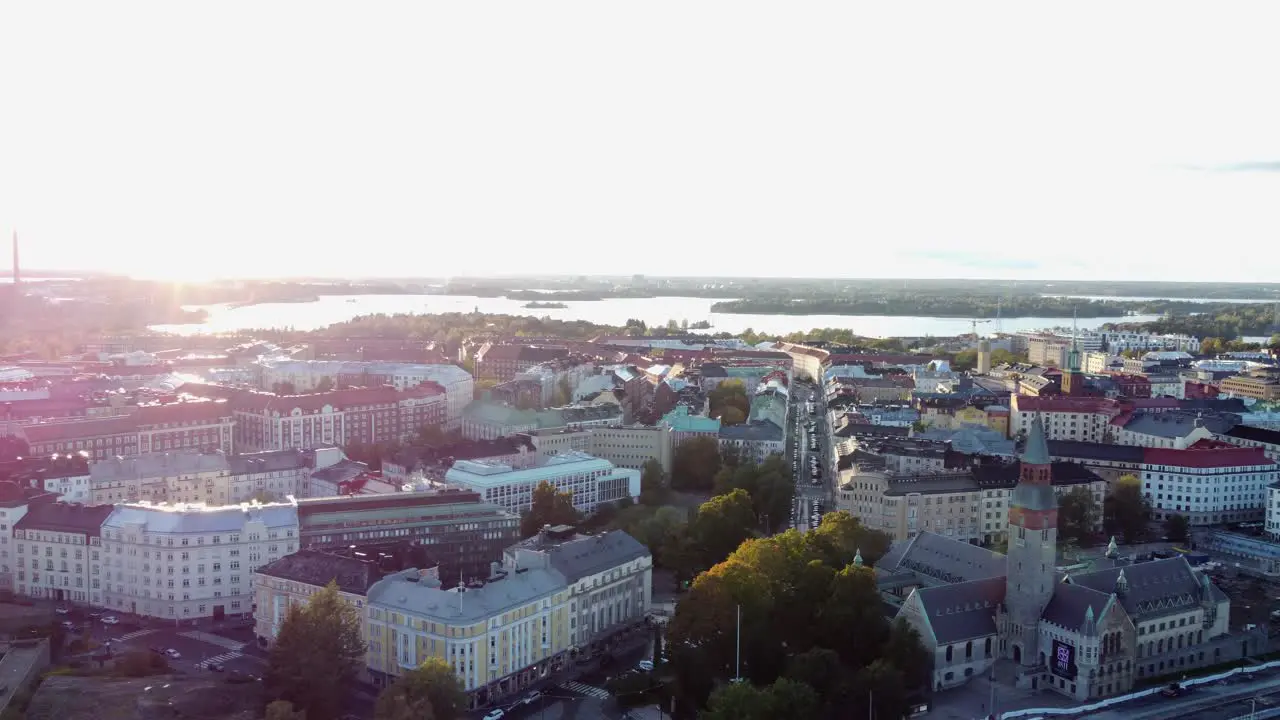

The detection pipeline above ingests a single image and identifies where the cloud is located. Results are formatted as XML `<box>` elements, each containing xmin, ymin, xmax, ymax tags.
<box><xmin>1184</xmin><ymin>161</ymin><xmax>1280</xmax><ymax>173</ymax></box>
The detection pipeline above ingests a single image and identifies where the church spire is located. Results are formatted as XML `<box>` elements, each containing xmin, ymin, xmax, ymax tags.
<box><xmin>854</xmin><ymin>548</ymin><xmax>864</xmax><ymax>567</ymax></box>
<box><xmin>1022</xmin><ymin>414</ymin><xmax>1050</xmax><ymax>466</ymax></box>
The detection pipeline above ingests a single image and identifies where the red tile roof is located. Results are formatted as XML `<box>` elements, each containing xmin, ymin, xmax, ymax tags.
<box><xmin>134</xmin><ymin>399</ymin><xmax>233</xmax><ymax>425</ymax></box>
<box><xmin>1144</xmin><ymin>442</ymin><xmax>1276</xmax><ymax>469</ymax></box>
<box><xmin>1012</xmin><ymin>395</ymin><xmax>1120</xmax><ymax>414</ymax></box>
<box><xmin>21</xmin><ymin>416</ymin><xmax>138</xmax><ymax>443</ymax></box>
<box><xmin>233</xmin><ymin>384</ymin><xmax>443</xmax><ymax>415</ymax></box>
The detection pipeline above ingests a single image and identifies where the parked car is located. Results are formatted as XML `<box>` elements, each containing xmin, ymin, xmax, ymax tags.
<box><xmin>637</xmin><ymin>660</ymin><xmax>655</xmax><ymax>671</ymax></box>
<box><xmin>55</xmin><ymin>606</ymin><xmax>70</xmax><ymax>615</ymax></box>
<box><xmin>483</xmin><ymin>710</ymin><xmax>505</xmax><ymax>720</ymax></box>
<box><xmin>101</xmin><ymin>616</ymin><xmax>119</xmax><ymax>625</ymax></box>
<box><xmin>60</xmin><ymin>621</ymin><xmax>75</xmax><ymax>630</ymax></box>
<box><xmin>166</xmin><ymin>648</ymin><xmax>182</xmax><ymax>659</ymax></box>
<box><xmin>522</xmin><ymin>691</ymin><xmax>542</xmax><ymax>705</ymax></box>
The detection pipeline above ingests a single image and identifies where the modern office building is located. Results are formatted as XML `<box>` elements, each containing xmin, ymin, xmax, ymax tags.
<box><xmin>444</xmin><ymin>451</ymin><xmax>639</xmax><ymax>515</ymax></box>
<box><xmin>294</xmin><ymin>490</ymin><xmax>519</xmax><ymax>582</ymax></box>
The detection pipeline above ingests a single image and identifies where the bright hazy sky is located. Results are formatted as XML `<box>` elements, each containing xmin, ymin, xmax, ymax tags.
<box><xmin>3</xmin><ymin>2</ymin><xmax>1280</xmax><ymax>282</ymax></box>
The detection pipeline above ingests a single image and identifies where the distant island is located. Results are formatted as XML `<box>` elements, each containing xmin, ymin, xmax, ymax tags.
<box><xmin>523</xmin><ymin>301</ymin><xmax>569</xmax><ymax>309</ymax></box>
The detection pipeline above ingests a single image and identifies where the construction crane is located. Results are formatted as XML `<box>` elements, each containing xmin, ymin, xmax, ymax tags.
<box><xmin>969</xmin><ymin>319</ymin><xmax>992</xmax><ymax>339</ymax></box>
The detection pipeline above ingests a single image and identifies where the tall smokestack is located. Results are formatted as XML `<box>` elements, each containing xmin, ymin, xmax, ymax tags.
<box><xmin>10</xmin><ymin>232</ymin><xmax>17</xmax><ymax>286</ymax></box>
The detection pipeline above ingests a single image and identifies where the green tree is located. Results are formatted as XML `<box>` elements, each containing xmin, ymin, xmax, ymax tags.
<box><xmin>1164</xmin><ymin>513</ymin><xmax>1190</xmax><ymax>543</ymax></box>
<box><xmin>374</xmin><ymin>658</ymin><xmax>466</xmax><ymax>720</ymax></box>
<box><xmin>1200</xmin><ymin>337</ymin><xmax>1223</xmax><ymax>355</ymax></box>
<box><xmin>265</xmin><ymin>582</ymin><xmax>367</xmax><ymax>720</ymax></box>
<box><xmin>1104</xmin><ymin>474</ymin><xmax>1149</xmax><ymax>544</ymax></box>
<box><xmin>672</xmin><ymin>436</ymin><xmax>723</xmax><ymax>492</ymax></box>
<box><xmin>701</xmin><ymin>680</ymin><xmax>768</xmax><ymax>720</ymax></box>
<box><xmin>639</xmin><ymin>458</ymin><xmax>668</xmax><ymax>506</ymax></box>
<box><xmin>687</xmin><ymin>489</ymin><xmax>758</xmax><ymax>570</ymax></box>
<box><xmin>265</xmin><ymin>700</ymin><xmax>308</xmax><ymax>720</ymax></box>
<box><xmin>519</xmin><ymin>480</ymin><xmax>581</xmax><ymax>537</ymax></box>
<box><xmin>951</xmin><ymin>350</ymin><xmax>977</xmax><ymax>371</ymax></box>
<box><xmin>1057</xmin><ymin>486</ymin><xmax>1100</xmax><ymax>544</ymax></box>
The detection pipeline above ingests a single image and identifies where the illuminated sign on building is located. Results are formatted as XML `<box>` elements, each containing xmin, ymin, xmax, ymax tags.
<box><xmin>1052</xmin><ymin>639</ymin><xmax>1077</xmax><ymax>679</ymax></box>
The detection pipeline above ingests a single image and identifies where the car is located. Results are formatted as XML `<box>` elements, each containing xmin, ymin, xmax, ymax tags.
<box><xmin>522</xmin><ymin>690</ymin><xmax>542</xmax><ymax>705</ymax></box>
<box><xmin>60</xmin><ymin>620</ymin><xmax>75</xmax><ymax>630</ymax></box>
<box><xmin>55</xmin><ymin>606</ymin><xmax>70</xmax><ymax>615</ymax></box>
<box><xmin>207</xmin><ymin>661</ymin><xmax>225</xmax><ymax>672</ymax></box>
<box><xmin>165</xmin><ymin>648</ymin><xmax>182</xmax><ymax>659</ymax></box>
<box><xmin>101</xmin><ymin>616</ymin><xmax>119</xmax><ymax>625</ymax></box>
<box><xmin>1161</xmin><ymin>682</ymin><xmax>1183</xmax><ymax>698</ymax></box>
<box><xmin>483</xmin><ymin>710</ymin><xmax>506</xmax><ymax>720</ymax></box>
<box><xmin>637</xmin><ymin>660</ymin><xmax>655</xmax><ymax>671</ymax></box>
<box><xmin>87</xmin><ymin>612</ymin><xmax>102</xmax><ymax>619</ymax></box>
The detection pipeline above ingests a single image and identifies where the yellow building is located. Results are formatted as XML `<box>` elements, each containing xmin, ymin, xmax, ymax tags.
<box><xmin>918</xmin><ymin>404</ymin><xmax>1010</xmax><ymax>437</ymax></box>
<box><xmin>365</xmin><ymin>566</ymin><xmax>572</xmax><ymax>709</ymax></box>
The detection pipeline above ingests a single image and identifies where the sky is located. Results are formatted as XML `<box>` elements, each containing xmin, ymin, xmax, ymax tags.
<box><xmin>2</xmin><ymin>2</ymin><xmax>1280</xmax><ymax>283</ymax></box>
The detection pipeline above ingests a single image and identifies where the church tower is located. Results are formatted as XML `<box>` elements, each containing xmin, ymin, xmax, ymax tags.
<box><xmin>1061</xmin><ymin>311</ymin><xmax>1084</xmax><ymax>396</ymax></box>
<box><xmin>1003</xmin><ymin>414</ymin><xmax>1058</xmax><ymax>669</ymax></box>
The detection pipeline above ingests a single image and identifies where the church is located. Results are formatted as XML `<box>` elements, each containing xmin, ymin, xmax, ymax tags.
<box><xmin>882</xmin><ymin>416</ymin><xmax>1247</xmax><ymax>702</ymax></box>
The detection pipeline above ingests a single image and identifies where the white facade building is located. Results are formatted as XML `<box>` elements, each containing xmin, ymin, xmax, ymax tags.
<box><xmin>444</xmin><ymin>451</ymin><xmax>640</xmax><ymax>515</ymax></box>
<box><xmin>99</xmin><ymin>500</ymin><xmax>300</xmax><ymax>621</ymax></box>
<box><xmin>1142</xmin><ymin>445</ymin><xmax>1280</xmax><ymax>525</ymax></box>
<box><xmin>12</xmin><ymin>503</ymin><xmax>115</xmax><ymax>605</ymax></box>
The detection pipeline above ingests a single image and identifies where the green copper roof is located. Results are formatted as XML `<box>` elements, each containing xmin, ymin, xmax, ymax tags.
<box><xmin>1022</xmin><ymin>415</ymin><xmax>1050</xmax><ymax>465</ymax></box>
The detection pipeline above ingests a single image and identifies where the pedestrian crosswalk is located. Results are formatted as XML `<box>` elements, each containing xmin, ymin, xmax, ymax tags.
<box><xmin>110</xmin><ymin>629</ymin><xmax>157</xmax><ymax>643</ymax></box>
<box><xmin>196</xmin><ymin>651</ymin><xmax>244</xmax><ymax>669</ymax></box>
<box><xmin>561</xmin><ymin>681</ymin><xmax>611</xmax><ymax>700</ymax></box>
<box><xmin>179</xmin><ymin>630</ymin><xmax>246</xmax><ymax>652</ymax></box>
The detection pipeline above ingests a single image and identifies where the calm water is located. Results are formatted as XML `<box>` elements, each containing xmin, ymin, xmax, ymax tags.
<box><xmin>148</xmin><ymin>294</ymin><xmax>1163</xmax><ymax>339</ymax></box>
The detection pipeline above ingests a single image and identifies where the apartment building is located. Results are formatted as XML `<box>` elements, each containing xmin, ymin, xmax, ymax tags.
<box><xmin>12</xmin><ymin>503</ymin><xmax>115</xmax><ymax>604</ymax></box>
<box><xmin>1110</xmin><ymin>411</ymin><xmax>1233</xmax><ymax>449</ymax></box>
<box><xmin>1</xmin><ymin>453</ymin><xmax>93</xmax><ymax>503</ymax></box>
<box><xmin>365</xmin><ymin>566</ymin><xmax>572</xmax><ymax>707</ymax></box>
<box><xmin>254</xmin><ymin>360</ymin><xmax>474</xmax><ymax>429</ymax></box>
<box><xmin>227</xmin><ymin>448</ymin><xmax>321</xmax><ymax>504</ymax></box>
<box><xmin>1221</xmin><ymin>425</ymin><xmax>1280</xmax><ymax>463</ymax></box>
<box><xmin>1026</xmin><ymin>336</ymin><xmax>1072</xmax><ymax>368</ymax></box>
<box><xmin>1009</xmin><ymin>395</ymin><xmax>1122</xmax><ymax>443</ymax></box>
<box><xmin>227</xmin><ymin>384</ymin><xmax>446</xmax><ymax>452</ymax></box>
<box><xmin>837</xmin><ymin>462</ymin><xmax>1106</xmax><ymax>545</ymax></box>
<box><xmin>504</xmin><ymin>527</ymin><xmax>652</xmax><ymax>650</ymax></box>
<box><xmin>99</xmin><ymin>499</ymin><xmax>300</xmax><ymax>621</ymax></box>
<box><xmin>657</xmin><ymin>406</ymin><xmax>721</xmax><ymax>448</ymax></box>
<box><xmin>444</xmin><ymin>451</ymin><xmax>639</xmax><ymax>515</ymax></box>
<box><xmin>776</xmin><ymin>342</ymin><xmax>829</xmax><ymax>383</ymax></box>
<box><xmin>89</xmin><ymin>451</ymin><xmax>232</xmax><ymax>506</ymax></box>
<box><xmin>718</xmin><ymin>421</ymin><xmax>784</xmax><ymax>465</ymax></box>
<box><xmin>18</xmin><ymin>400</ymin><xmax>235</xmax><ymax>461</ymax></box>
<box><xmin>532</xmin><ymin>425</ymin><xmax>674</xmax><ymax>474</ymax></box>
<box><xmin>473</xmin><ymin>344</ymin><xmax>571</xmax><ymax>382</ymax></box>
<box><xmin>252</xmin><ymin>549</ymin><xmax>384</xmax><ymax>648</ymax></box>
<box><xmin>0</xmin><ymin>483</ymin><xmax>60</xmax><ymax>592</ymax></box>
<box><xmin>1140</xmin><ymin>441</ymin><xmax>1278</xmax><ymax>525</ymax></box>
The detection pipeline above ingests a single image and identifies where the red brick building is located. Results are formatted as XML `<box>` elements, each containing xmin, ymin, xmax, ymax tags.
<box><xmin>17</xmin><ymin>400</ymin><xmax>235</xmax><ymax>460</ymax></box>
<box><xmin>230</xmin><ymin>384</ymin><xmax>446</xmax><ymax>452</ymax></box>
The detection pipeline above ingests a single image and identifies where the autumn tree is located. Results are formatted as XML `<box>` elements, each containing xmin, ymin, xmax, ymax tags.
<box><xmin>519</xmin><ymin>480</ymin><xmax>581</xmax><ymax>537</ymax></box>
<box><xmin>1104</xmin><ymin>474</ymin><xmax>1149</xmax><ymax>544</ymax></box>
<box><xmin>374</xmin><ymin>658</ymin><xmax>466</xmax><ymax>720</ymax></box>
<box><xmin>671</xmin><ymin>436</ymin><xmax>722</xmax><ymax>492</ymax></box>
<box><xmin>708</xmin><ymin>380</ymin><xmax>751</xmax><ymax>424</ymax></box>
<box><xmin>265</xmin><ymin>582</ymin><xmax>367</xmax><ymax>720</ymax></box>
<box><xmin>686</xmin><ymin>489</ymin><xmax>757</xmax><ymax>570</ymax></box>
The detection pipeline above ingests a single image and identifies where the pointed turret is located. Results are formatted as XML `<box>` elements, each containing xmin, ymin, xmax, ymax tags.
<box><xmin>1115</xmin><ymin>568</ymin><xmax>1128</xmax><ymax>596</ymax></box>
<box><xmin>854</xmin><ymin>548</ymin><xmax>864</xmax><ymax>567</ymax></box>
<box><xmin>1083</xmin><ymin>605</ymin><xmax>1096</xmax><ymax>634</ymax></box>
<box><xmin>1022</xmin><ymin>414</ymin><xmax>1051</xmax><ymax>466</ymax></box>
<box><xmin>1105</xmin><ymin>536</ymin><xmax>1119</xmax><ymax>559</ymax></box>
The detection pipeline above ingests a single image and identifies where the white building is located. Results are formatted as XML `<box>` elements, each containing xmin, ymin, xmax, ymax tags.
<box><xmin>99</xmin><ymin>500</ymin><xmax>300</xmax><ymax>621</ymax></box>
<box><xmin>444</xmin><ymin>451</ymin><xmax>640</xmax><ymax>515</ymax></box>
<box><xmin>1142</xmin><ymin>444</ymin><xmax>1279</xmax><ymax>525</ymax></box>
<box><xmin>89</xmin><ymin>451</ymin><xmax>233</xmax><ymax>506</ymax></box>
<box><xmin>255</xmin><ymin>360</ymin><xmax>474</xmax><ymax>430</ymax></box>
<box><xmin>12</xmin><ymin>503</ymin><xmax>116</xmax><ymax>605</ymax></box>
<box><xmin>226</xmin><ymin>447</ymin><xmax>345</xmax><ymax>503</ymax></box>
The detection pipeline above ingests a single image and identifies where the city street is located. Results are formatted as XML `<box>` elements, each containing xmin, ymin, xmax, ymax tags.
<box><xmin>789</xmin><ymin>381</ymin><xmax>829</xmax><ymax>533</ymax></box>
